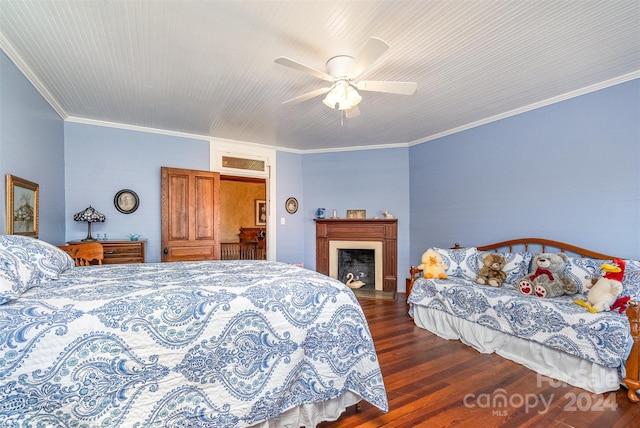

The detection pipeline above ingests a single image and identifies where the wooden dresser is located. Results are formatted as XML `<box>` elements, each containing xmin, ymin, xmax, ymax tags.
<box><xmin>69</xmin><ymin>239</ymin><xmax>146</xmax><ymax>264</ymax></box>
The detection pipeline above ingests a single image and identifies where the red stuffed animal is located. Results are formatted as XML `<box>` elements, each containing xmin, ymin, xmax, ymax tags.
<box><xmin>610</xmin><ymin>296</ymin><xmax>631</xmax><ymax>314</ymax></box>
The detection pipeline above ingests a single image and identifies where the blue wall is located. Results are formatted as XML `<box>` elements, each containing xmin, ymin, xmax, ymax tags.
<box><xmin>0</xmin><ymin>51</ymin><xmax>66</xmax><ymax>244</ymax></box>
<box><xmin>64</xmin><ymin>123</ymin><xmax>210</xmax><ymax>261</ymax></box>
<box><xmin>300</xmin><ymin>148</ymin><xmax>411</xmax><ymax>283</ymax></box>
<box><xmin>275</xmin><ymin>151</ymin><xmax>306</xmax><ymax>265</ymax></box>
<box><xmin>409</xmin><ymin>79</ymin><xmax>640</xmax><ymax>262</ymax></box>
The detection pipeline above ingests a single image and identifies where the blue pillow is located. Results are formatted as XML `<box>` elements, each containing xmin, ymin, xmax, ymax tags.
<box><xmin>0</xmin><ymin>235</ymin><xmax>75</xmax><ymax>280</ymax></box>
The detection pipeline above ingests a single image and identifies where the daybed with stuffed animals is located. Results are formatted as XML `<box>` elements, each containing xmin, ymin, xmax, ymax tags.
<box><xmin>407</xmin><ymin>238</ymin><xmax>640</xmax><ymax>403</ymax></box>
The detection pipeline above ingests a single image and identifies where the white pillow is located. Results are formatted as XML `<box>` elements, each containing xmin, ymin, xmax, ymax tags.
<box><xmin>432</xmin><ymin>247</ymin><xmax>480</xmax><ymax>281</ymax></box>
<box><xmin>0</xmin><ymin>249</ymin><xmax>41</xmax><ymax>304</ymax></box>
<box><xmin>565</xmin><ymin>257</ymin><xmax>609</xmax><ymax>294</ymax></box>
<box><xmin>622</xmin><ymin>259</ymin><xmax>640</xmax><ymax>301</ymax></box>
<box><xmin>0</xmin><ymin>235</ymin><xmax>75</xmax><ymax>280</ymax></box>
<box><xmin>478</xmin><ymin>252</ymin><xmax>533</xmax><ymax>285</ymax></box>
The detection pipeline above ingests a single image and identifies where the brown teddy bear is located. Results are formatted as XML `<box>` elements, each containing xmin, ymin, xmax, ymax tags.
<box><xmin>476</xmin><ymin>253</ymin><xmax>507</xmax><ymax>287</ymax></box>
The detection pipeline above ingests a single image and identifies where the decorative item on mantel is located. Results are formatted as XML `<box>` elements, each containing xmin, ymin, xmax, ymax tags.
<box><xmin>128</xmin><ymin>234</ymin><xmax>141</xmax><ymax>241</ymax></box>
<box><xmin>73</xmin><ymin>206</ymin><xmax>106</xmax><ymax>241</ymax></box>
<box><xmin>382</xmin><ymin>209</ymin><xmax>394</xmax><ymax>219</ymax></box>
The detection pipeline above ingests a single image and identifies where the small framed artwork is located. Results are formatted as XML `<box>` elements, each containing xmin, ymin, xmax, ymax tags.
<box><xmin>114</xmin><ymin>189</ymin><xmax>139</xmax><ymax>214</ymax></box>
<box><xmin>346</xmin><ymin>209</ymin><xmax>366</xmax><ymax>219</ymax></box>
<box><xmin>255</xmin><ymin>199</ymin><xmax>266</xmax><ymax>226</ymax></box>
<box><xmin>6</xmin><ymin>174</ymin><xmax>39</xmax><ymax>237</ymax></box>
<box><xmin>285</xmin><ymin>197</ymin><xmax>298</xmax><ymax>214</ymax></box>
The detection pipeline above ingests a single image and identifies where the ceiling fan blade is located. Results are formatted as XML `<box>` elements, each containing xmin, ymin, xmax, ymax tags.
<box><xmin>356</xmin><ymin>80</ymin><xmax>417</xmax><ymax>95</ymax></box>
<box><xmin>282</xmin><ymin>87</ymin><xmax>332</xmax><ymax>105</ymax></box>
<box><xmin>275</xmin><ymin>57</ymin><xmax>333</xmax><ymax>82</ymax></box>
<box><xmin>345</xmin><ymin>105</ymin><xmax>361</xmax><ymax>119</ymax></box>
<box><xmin>347</xmin><ymin>37</ymin><xmax>390</xmax><ymax>79</ymax></box>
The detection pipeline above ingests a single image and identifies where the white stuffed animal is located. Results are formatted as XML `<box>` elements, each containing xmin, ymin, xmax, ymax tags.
<box><xmin>575</xmin><ymin>259</ymin><xmax>625</xmax><ymax>313</ymax></box>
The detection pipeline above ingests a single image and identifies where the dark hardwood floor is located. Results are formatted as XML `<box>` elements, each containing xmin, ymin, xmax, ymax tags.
<box><xmin>320</xmin><ymin>294</ymin><xmax>640</xmax><ymax>427</ymax></box>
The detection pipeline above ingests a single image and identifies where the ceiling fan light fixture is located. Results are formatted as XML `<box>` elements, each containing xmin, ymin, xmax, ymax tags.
<box><xmin>276</xmin><ymin>38</ymin><xmax>416</xmax><ymax>117</ymax></box>
<box><xmin>323</xmin><ymin>80</ymin><xmax>362</xmax><ymax>111</ymax></box>
<box><xmin>322</xmin><ymin>90</ymin><xmax>338</xmax><ymax>109</ymax></box>
<box><xmin>342</xmin><ymin>85</ymin><xmax>362</xmax><ymax>109</ymax></box>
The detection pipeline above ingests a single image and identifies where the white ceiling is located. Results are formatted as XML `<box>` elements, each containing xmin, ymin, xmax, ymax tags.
<box><xmin>1</xmin><ymin>1</ymin><xmax>638</xmax><ymax>152</ymax></box>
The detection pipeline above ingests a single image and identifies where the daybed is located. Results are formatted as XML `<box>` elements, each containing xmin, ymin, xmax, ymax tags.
<box><xmin>407</xmin><ymin>238</ymin><xmax>640</xmax><ymax>402</ymax></box>
<box><xmin>0</xmin><ymin>235</ymin><xmax>388</xmax><ymax>427</ymax></box>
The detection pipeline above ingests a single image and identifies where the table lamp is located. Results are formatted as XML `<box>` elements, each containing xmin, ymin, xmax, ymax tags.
<box><xmin>73</xmin><ymin>206</ymin><xmax>105</xmax><ymax>241</ymax></box>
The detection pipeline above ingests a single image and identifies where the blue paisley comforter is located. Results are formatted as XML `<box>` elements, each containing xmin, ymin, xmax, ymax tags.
<box><xmin>0</xmin><ymin>260</ymin><xmax>387</xmax><ymax>427</ymax></box>
<box><xmin>409</xmin><ymin>277</ymin><xmax>632</xmax><ymax>371</ymax></box>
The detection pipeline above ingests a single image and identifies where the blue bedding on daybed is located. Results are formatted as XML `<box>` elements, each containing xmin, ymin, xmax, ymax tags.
<box><xmin>0</xmin><ymin>256</ymin><xmax>387</xmax><ymax>427</ymax></box>
<box><xmin>408</xmin><ymin>276</ymin><xmax>633</xmax><ymax>372</ymax></box>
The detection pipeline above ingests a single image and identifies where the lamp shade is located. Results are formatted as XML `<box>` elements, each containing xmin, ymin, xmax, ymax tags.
<box><xmin>74</xmin><ymin>206</ymin><xmax>105</xmax><ymax>241</ymax></box>
<box><xmin>322</xmin><ymin>80</ymin><xmax>362</xmax><ymax>111</ymax></box>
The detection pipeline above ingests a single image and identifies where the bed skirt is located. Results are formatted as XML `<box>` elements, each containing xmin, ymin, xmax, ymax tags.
<box><xmin>412</xmin><ymin>305</ymin><xmax>622</xmax><ymax>394</ymax></box>
<box><xmin>250</xmin><ymin>391</ymin><xmax>360</xmax><ymax>427</ymax></box>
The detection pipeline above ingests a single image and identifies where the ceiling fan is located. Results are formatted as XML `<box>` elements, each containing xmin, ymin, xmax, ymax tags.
<box><xmin>275</xmin><ymin>37</ymin><xmax>417</xmax><ymax>118</ymax></box>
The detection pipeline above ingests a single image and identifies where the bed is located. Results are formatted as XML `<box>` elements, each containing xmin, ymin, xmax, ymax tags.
<box><xmin>407</xmin><ymin>238</ymin><xmax>640</xmax><ymax>402</ymax></box>
<box><xmin>0</xmin><ymin>235</ymin><xmax>388</xmax><ymax>426</ymax></box>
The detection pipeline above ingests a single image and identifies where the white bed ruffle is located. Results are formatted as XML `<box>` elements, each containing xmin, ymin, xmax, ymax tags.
<box><xmin>251</xmin><ymin>391</ymin><xmax>360</xmax><ymax>427</ymax></box>
<box><xmin>412</xmin><ymin>305</ymin><xmax>621</xmax><ymax>394</ymax></box>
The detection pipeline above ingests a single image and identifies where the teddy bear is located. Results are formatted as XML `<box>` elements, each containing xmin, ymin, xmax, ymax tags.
<box><xmin>417</xmin><ymin>248</ymin><xmax>448</xmax><ymax>279</ymax></box>
<box><xmin>517</xmin><ymin>252</ymin><xmax>578</xmax><ymax>298</ymax></box>
<box><xmin>476</xmin><ymin>253</ymin><xmax>507</xmax><ymax>287</ymax></box>
<box><xmin>575</xmin><ymin>259</ymin><xmax>625</xmax><ymax>313</ymax></box>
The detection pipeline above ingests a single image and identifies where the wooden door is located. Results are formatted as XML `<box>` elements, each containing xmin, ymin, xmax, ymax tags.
<box><xmin>161</xmin><ymin>167</ymin><xmax>220</xmax><ymax>262</ymax></box>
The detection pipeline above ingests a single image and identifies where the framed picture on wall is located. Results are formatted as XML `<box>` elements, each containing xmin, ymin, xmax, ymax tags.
<box><xmin>114</xmin><ymin>189</ymin><xmax>139</xmax><ymax>214</ymax></box>
<box><xmin>346</xmin><ymin>209</ymin><xmax>366</xmax><ymax>219</ymax></box>
<box><xmin>6</xmin><ymin>174</ymin><xmax>39</xmax><ymax>237</ymax></box>
<box><xmin>255</xmin><ymin>199</ymin><xmax>266</xmax><ymax>226</ymax></box>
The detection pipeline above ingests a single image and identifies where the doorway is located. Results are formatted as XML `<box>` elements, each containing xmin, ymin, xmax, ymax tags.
<box><xmin>219</xmin><ymin>175</ymin><xmax>267</xmax><ymax>260</ymax></box>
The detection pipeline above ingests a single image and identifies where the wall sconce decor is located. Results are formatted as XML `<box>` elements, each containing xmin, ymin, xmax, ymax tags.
<box><xmin>73</xmin><ymin>206</ymin><xmax>106</xmax><ymax>241</ymax></box>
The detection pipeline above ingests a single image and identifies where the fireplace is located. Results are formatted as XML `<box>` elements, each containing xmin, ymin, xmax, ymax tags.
<box><xmin>329</xmin><ymin>241</ymin><xmax>383</xmax><ymax>290</ymax></box>
<box><xmin>315</xmin><ymin>219</ymin><xmax>397</xmax><ymax>293</ymax></box>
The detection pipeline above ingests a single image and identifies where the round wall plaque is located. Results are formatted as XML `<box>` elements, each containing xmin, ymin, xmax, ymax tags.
<box><xmin>114</xmin><ymin>189</ymin><xmax>139</xmax><ymax>214</ymax></box>
<box><xmin>285</xmin><ymin>197</ymin><xmax>298</xmax><ymax>214</ymax></box>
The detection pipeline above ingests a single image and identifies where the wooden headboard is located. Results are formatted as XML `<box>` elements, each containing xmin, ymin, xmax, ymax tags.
<box><xmin>473</xmin><ymin>238</ymin><xmax>616</xmax><ymax>260</ymax></box>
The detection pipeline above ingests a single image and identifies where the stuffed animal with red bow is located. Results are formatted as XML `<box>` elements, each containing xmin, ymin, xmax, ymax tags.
<box><xmin>518</xmin><ymin>253</ymin><xmax>578</xmax><ymax>298</ymax></box>
<box><xmin>575</xmin><ymin>259</ymin><xmax>625</xmax><ymax>313</ymax></box>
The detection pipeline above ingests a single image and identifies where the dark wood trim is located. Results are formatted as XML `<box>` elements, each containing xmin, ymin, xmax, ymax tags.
<box><xmin>315</xmin><ymin>219</ymin><xmax>397</xmax><ymax>292</ymax></box>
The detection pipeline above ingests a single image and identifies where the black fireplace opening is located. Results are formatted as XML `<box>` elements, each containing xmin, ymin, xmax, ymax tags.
<box><xmin>338</xmin><ymin>248</ymin><xmax>375</xmax><ymax>289</ymax></box>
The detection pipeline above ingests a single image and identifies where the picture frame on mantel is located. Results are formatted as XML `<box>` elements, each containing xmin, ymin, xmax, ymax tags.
<box><xmin>6</xmin><ymin>174</ymin><xmax>39</xmax><ymax>237</ymax></box>
<box><xmin>346</xmin><ymin>209</ymin><xmax>366</xmax><ymax>219</ymax></box>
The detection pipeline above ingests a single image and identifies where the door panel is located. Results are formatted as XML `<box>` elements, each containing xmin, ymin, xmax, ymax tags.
<box><xmin>161</xmin><ymin>167</ymin><xmax>220</xmax><ymax>262</ymax></box>
<box><xmin>195</xmin><ymin>176</ymin><xmax>215</xmax><ymax>239</ymax></box>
